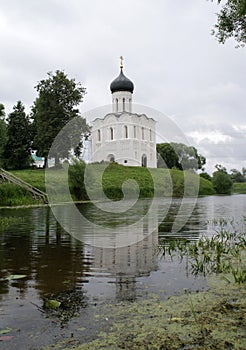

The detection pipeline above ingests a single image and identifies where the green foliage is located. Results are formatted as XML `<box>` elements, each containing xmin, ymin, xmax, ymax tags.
<box><xmin>157</xmin><ymin>142</ymin><xmax>206</xmax><ymax>171</ymax></box>
<box><xmin>0</xmin><ymin>183</ymin><xmax>35</xmax><ymax>206</ymax></box>
<box><xmin>32</xmin><ymin>70</ymin><xmax>88</xmax><ymax>166</ymax></box>
<box><xmin>156</xmin><ymin>143</ymin><xmax>180</xmax><ymax>169</ymax></box>
<box><xmin>0</xmin><ymin>165</ymin><xmax>215</xmax><ymax>207</ymax></box>
<box><xmin>11</xmin><ymin>169</ymin><xmax>46</xmax><ymax>192</ymax></box>
<box><xmin>0</xmin><ymin>103</ymin><xmax>7</xmax><ymax>166</ymax></box>
<box><xmin>159</xmin><ymin>219</ymin><xmax>246</xmax><ymax>281</ymax></box>
<box><xmin>199</xmin><ymin>172</ymin><xmax>212</xmax><ymax>181</ymax></box>
<box><xmin>3</xmin><ymin>101</ymin><xmax>32</xmax><ymax>170</ymax></box>
<box><xmin>0</xmin><ymin>217</ymin><xmax>23</xmax><ymax>230</ymax></box>
<box><xmin>68</xmin><ymin>160</ymin><xmax>91</xmax><ymax>200</ymax></box>
<box><xmin>212</xmin><ymin>165</ymin><xmax>233</xmax><ymax>194</ymax></box>
<box><xmin>86</xmin><ymin>163</ymin><xmax>214</xmax><ymax>199</ymax></box>
<box><xmin>233</xmin><ymin>182</ymin><xmax>246</xmax><ymax>193</ymax></box>
<box><xmin>230</xmin><ymin>168</ymin><xmax>245</xmax><ymax>182</ymax></box>
<box><xmin>212</xmin><ymin>0</ymin><xmax>246</xmax><ymax>47</ymax></box>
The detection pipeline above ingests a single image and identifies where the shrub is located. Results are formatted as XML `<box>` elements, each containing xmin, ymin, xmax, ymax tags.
<box><xmin>212</xmin><ymin>170</ymin><xmax>233</xmax><ymax>194</ymax></box>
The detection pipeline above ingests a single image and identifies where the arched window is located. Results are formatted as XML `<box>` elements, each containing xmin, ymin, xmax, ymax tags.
<box><xmin>134</xmin><ymin>125</ymin><xmax>137</xmax><ymax>138</ymax></box>
<box><xmin>107</xmin><ymin>154</ymin><xmax>115</xmax><ymax>162</ymax></box>
<box><xmin>122</xmin><ymin>98</ymin><xmax>125</xmax><ymax>111</ymax></box>
<box><xmin>115</xmin><ymin>98</ymin><xmax>118</xmax><ymax>113</ymax></box>
<box><xmin>110</xmin><ymin>127</ymin><xmax>114</xmax><ymax>140</ymax></box>
<box><xmin>142</xmin><ymin>154</ymin><xmax>147</xmax><ymax>167</ymax></box>
<box><xmin>142</xmin><ymin>127</ymin><xmax>145</xmax><ymax>140</ymax></box>
<box><xmin>124</xmin><ymin>125</ymin><xmax>128</xmax><ymax>138</ymax></box>
<box><xmin>98</xmin><ymin>129</ymin><xmax>101</xmax><ymax>142</ymax></box>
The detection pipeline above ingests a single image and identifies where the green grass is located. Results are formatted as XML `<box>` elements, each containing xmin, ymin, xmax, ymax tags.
<box><xmin>0</xmin><ymin>182</ymin><xmax>40</xmax><ymax>206</ymax></box>
<box><xmin>0</xmin><ymin>165</ymin><xmax>215</xmax><ymax>206</ymax></box>
<box><xmin>90</xmin><ymin>163</ymin><xmax>215</xmax><ymax>199</ymax></box>
<box><xmin>233</xmin><ymin>182</ymin><xmax>246</xmax><ymax>194</ymax></box>
<box><xmin>11</xmin><ymin>169</ymin><xmax>46</xmax><ymax>192</ymax></box>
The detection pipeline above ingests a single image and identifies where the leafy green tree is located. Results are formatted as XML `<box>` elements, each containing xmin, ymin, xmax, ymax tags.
<box><xmin>200</xmin><ymin>172</ymin><xmax>212</xmax><ymax>181</ymax></box>
<box><xmin>32</xmin><ymin>70</ymin><xmax>88</xmax><ymax>167</ymax></box>
<box><xmin>4</xmin><ymin>101</ymin><xmax>32</xmax><ymax>170</ymax></box>
<box><xmin>230</xmin><ymin>168</ymin><xmax>245</xmax><ymax>182</ymax></box>
<box><xmin>171</xmin><ymin>143</ymin><xmax>206</xmax><ymax>171</ymax></box>
<box><xmin>0</xmin><ymin>103</ymin><xmax>7</xmax><ymax>167</ymax></box>
<box><xmin>212</xmin><ymin>164</ymin><xmax>233</xmax><ymax>194</ymax></box>
<box><xmin>157</xmin><ymin>143</ymin><xmax>206</xmax><ymax>171</ymax></box>
<box><xmin>156</xmin><ymin>143</ymin><xmax>180</xmax><ymax>169</ymax></box>
<box><xmin>211</xmin><ymin>0</ymin><xmax>246</xmax><ymax>47</ymax></box>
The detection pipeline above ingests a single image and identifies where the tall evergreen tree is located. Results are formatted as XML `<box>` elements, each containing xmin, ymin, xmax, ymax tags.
<box><xmin>32</xmin><ymin>70</ymin><xmax>87</xmax><ymax>167</ymax></box>
<box><xmin>4</xmin><ymin>101</ymin><xmax>32</xmax><ymax>170</ymax></box>
<box><xmin>0</xmin><ymin>103</ymin><xmax>7</xmax><ymax>167</ymax></box>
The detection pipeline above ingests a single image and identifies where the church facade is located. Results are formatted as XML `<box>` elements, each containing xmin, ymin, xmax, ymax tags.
<box><xmin>90</xmin><ymin>60</ymin><xmax>157</xmax><ymax>168</ymax></box>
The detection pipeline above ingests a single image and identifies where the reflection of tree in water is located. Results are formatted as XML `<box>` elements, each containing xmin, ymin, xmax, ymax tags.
<box><xmin>0</xmin><ymin>210</ymin><xmax>34</xmax><ymax>296</ymax></box>
<box><xmin>0</xmin><ymin>207</ymin><xmax>92</xmax><ymax>299</ymax></box>
<box><xmin>34</xmin><ymin>209</ymin><xmax>91</xmax><ymax>296</ymax></box>
<box><xmin>158</xmin><ymin>199</ymin><xmax>205</xmax><ymax>240</ymax></box>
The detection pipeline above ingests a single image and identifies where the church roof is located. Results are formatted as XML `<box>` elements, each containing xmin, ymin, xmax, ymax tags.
<box><xmin>110</xmin><ymin>68</ymin><xmax>134</xmax><ymax>93</ymax></box>
<box><xmin>92</xmin><ymin>112</ymin><xmax>156</xmax><ymax>123</ymax></box>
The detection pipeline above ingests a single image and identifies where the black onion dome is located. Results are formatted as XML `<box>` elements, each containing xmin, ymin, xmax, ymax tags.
<box><xmin>110</xmin><ymin>68</ymin><xmax>134</xmax><ymax>93</ymax></box>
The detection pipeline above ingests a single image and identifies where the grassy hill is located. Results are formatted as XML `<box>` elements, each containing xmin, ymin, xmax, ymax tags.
<box><xmin>233</xmin><ymin>182</ymin><xmax>246</xmax><ymax>194</ymax></box>
<box><xmin>88</xmin><ymin>163</ymin><xmax>215</xmax><ymax>199</ymax></box>
<box><xmin>0</xmin><ymin>164</ymin><xmax>216</xmax><ymax>206</ymax></box>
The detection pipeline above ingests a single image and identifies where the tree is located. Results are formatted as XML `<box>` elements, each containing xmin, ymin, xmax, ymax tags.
<box><xmin>32</xmin><ymin>70</ymin><xmax>87</xmax><ymax>167</ymax></box>
<box><xmin>212</xmin><ymin>164</ymin><xmax>233</xmax><ymax>194</ymax></box>
<box><xmin>157</xmin><ymin>143</ymin><xmax>206</xmax><ymax>171</ymax></box>
<box><xmin>4</xmin><ymin>101</ymin><xmax>32</xmax><ymax>170</ymax></box>
<box><xmin>230</xmin><ymin>168</ymin><xmax>246</xmax><ymax>182</ymax></box>
<box><xmin>156</xmin><ymin>143</ymin><xmax>180</xmax><ymax>169</ymax></box>
<box><xmin>0</xmin><ymin>103</ymin><xmax>7</xmax><ymax>167</ymax></box>
<box><xmin>212</xmin><ymin>0</ymin><xmax>246</xmax><ymax>47</ymax></box>
<box><xmin>200</xmin><ymin>172</ymin><xmax>212</xmax><ymax>181</ymax></box>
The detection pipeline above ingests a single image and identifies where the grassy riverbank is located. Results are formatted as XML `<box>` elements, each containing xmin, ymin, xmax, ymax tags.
<box><xmin>0</xmin><ymin>165</ymin><xmax>215</xmax><ymax>206</ymax></box>
<box><xmin>233</xmin><ymin>182</ymin><xmax>246</xmax><ymax>194</ymax></box>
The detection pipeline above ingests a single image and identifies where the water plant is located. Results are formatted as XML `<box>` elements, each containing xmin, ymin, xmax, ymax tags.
<box><xmin>158</xmin><ymin>218</ymin><xmax>246</xmax><ymax>284</ymax></box>
<box><xmin>0</xmin><ymin>217</ymin><xmax>24</xmax><ymax>230</ymax></box>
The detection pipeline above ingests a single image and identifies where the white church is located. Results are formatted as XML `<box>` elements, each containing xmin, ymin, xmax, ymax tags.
<box><xmin>85</xmin><ymin>58</ymin><xmax>157</xmax><ymax>168</ymax></box>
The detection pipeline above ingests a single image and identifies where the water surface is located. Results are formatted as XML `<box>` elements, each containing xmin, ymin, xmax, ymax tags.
<box><xmin>0</xmin><ymin>195</ymin><xmax>245</xmax><ymax>348</ymax></box>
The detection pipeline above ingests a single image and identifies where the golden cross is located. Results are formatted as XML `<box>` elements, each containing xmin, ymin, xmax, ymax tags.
<box><xmin>120</xmin><ymin>55</ymin><xmax>123</xmax><ymax>69</ymax></box>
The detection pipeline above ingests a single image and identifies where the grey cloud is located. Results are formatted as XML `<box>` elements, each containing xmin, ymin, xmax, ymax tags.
<box><xmin>0</xmin><ymin>0</ymin><xmax>245</xmax><ymax>172</ymax></box>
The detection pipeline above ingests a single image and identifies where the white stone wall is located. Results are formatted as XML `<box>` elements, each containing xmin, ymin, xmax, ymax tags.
<box><xmin>112</xmin><ymin>91</ymin><xmax>132</xmax><ymax>113</ymax></box>
<box><xmin>91</xmin><ymin>113</ymin><xmax>157</xmax><ymax>168</ymax></box>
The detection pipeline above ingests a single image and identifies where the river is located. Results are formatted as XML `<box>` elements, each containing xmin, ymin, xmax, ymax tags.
<box><xmin>0</xmin><ymin>194</ymin><xmax>245</xmax><ymax>349</ymax></box>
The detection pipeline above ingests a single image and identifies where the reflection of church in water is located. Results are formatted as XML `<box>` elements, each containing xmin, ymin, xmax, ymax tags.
<box><xmin>89</xmin><ymin>230</ymin><xmax>158</xmax><ymax>301</ymax></box>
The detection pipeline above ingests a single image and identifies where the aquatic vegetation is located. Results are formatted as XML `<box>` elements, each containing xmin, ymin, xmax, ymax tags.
<box><xmin>158</xmin><ymin>219</ymin><xmax>246</xmax><ymax>284</ymax></box>
<box><xmin>41</xmin><ymin>289</ymin><xmax>87</xmax><ymax>325</ymax></box>
<box><xmin>46</xmin><ymin>277</ymin><xmax>246</xmax><ymax>350</ymax></box>
<box><xmin>0</xmin><ymin>217</ymin><xmax>24</xmax><ymax>230</ymax></box>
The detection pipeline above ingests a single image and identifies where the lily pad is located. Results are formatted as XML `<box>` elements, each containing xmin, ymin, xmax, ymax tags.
<box><xmin>5</xmin><ymin>274</ymin><xmax>27</xmax><ymax>281</ymax></box>
<box><xmin>45</xmin><ymin>299</ymin><xmax>61</xmax><ymax>309</ymax></box>
<box><xmin>0</xmin><ymin>328</ymin><xmax>12</xmax><ymax>335</ymax></box>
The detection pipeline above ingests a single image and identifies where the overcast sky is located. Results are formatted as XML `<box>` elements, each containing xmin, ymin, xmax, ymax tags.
<box><xmin>0</xmin><ymin>0</ymin><xmax>245</xmax><ymax>173</ymax></box>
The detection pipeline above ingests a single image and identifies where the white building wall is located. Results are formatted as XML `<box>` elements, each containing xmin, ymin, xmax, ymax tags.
<box><xmin>91</xmin><ymin>113</ymin><xmax>157</xmax><ymax>168</ymax></box>
<box><xmin>112</xmin><ymin>91</ymin><xmax>132</xmax><ymax>113</ymax></box>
